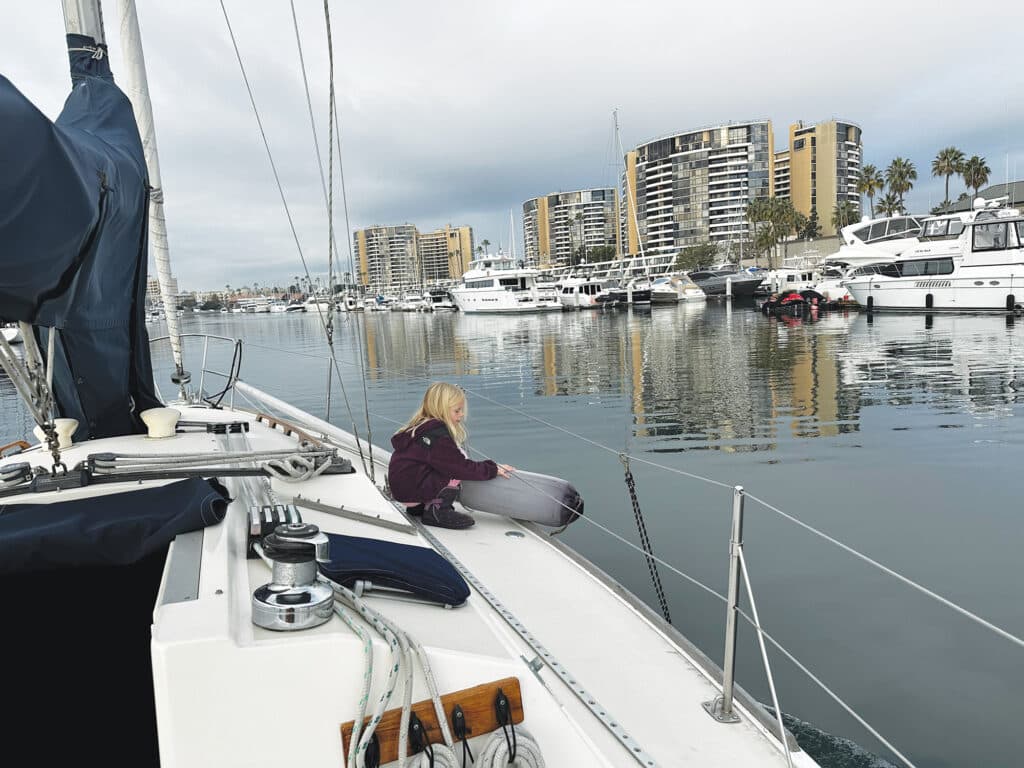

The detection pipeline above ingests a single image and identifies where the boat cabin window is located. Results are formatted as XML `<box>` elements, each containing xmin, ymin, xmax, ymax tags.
<box><xmin>898</xmin><ymin>258</ymin><xmax>954</xmax><ymax>276</ymax></box>
<box><xmin>1016</xmin><ymin>222</ymin><xmax>1024</xmax><ymax>246</ymax></box>
<box><xmin>850</xmin><ymin>225</ymin><xmax>871</xmax><ymax>243</ymax></box>
<box><xmin>921</xmin><ymin>219</ymin><xmax>965</xmax><ymax>240</ymax></box>
<box><xmin>877</xmin><ymin>263</ymin><xmax>902</xmax><ymax>278</ymax></box>
<box><xmin>972</xmin><ymin>222</ymin><xmax>1008</xmax><ymax>252</ymax></box>
<box><xmin>499</xmin><ymin>277</ymin><xmax>524</xmax><ymax>290</ymax></box>
<box><xmin>466</xmin><ymin>278</ymin><xmax>495</xmax><ymax>288</ymax></box>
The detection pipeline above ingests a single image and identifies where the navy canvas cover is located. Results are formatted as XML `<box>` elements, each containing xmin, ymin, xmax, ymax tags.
<box><xmin>319</xmin><ymin>533</ymin><xmax>470</xmax><ymax>607</ymax></box>
<box><xmin>0</xmin><ymin>478</ymin><xmax>229</xmax><ymax>574</ymax></box>
<box><xmin>0</xmin><ymin>35</ymin><xmax>161</xmax><ymax>440</ymax></box>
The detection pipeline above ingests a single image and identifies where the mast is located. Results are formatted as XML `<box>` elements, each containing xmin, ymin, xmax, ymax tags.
<box><xmin>116</xmin><ymin>0</ymin><xmax>189</xmax><ymax>389</ymax></box>
<box><xmin>615</xmin><ymin>109</ymin><xmax>646</xmax><ymax>264</ymax></box>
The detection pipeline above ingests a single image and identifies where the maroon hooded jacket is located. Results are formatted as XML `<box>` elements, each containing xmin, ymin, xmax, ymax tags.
<box><xmin>388</xmin><ymin>418</ymin><xmax>498</xmax><ymax>503</ymax></box>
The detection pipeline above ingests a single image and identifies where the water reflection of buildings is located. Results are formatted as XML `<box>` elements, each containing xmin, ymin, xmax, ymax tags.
<box><xmin>345</xmin><ymin>305</ymin><xmax>866</xmax><ymax>453</ymax></box>
<box><xmin>839</xmin><ymin>314</ymin><xmax>1024</xmax><ymax>415</ymax></box>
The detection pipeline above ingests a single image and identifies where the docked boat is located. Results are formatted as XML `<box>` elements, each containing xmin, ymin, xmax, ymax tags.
<box><xmin>601</xmin><ymin>276</ymin><xmax>653</xmax><ymax>307</ymax></box>
<box><xmin>687</xmin><ymin>267</ymin><xmax>764</xmax><ymax>298</ymax></box>
<box><xmin>304</xmin><ymin>297</ymin><xmax>333</xmax><ymax>313</ymax></box>
<box><xmin>558</xmin><ymin>275</ymin><xmax>614</xmax><ymax>309</ymax></box>
<box><xmin>284</xmin><ymin>300</ymin><xmax>307</xmax><ymax>312</ymax></box>
<box><xmin>845</xmin><ymin>199</ymin><xmax>1024</xmax><ymax>313</ymax></box>
<box><xmin>835</xmin><ymin>213</ymin><xmax>926</xmax><ymax>266</ymax></box>
<box><xmin>426</xmin><ymin>286</ymin><xmax>457</xmax><ymax>311</ymax></box>
<box><xmin>449</xmin><ymin>254</ymin><xmax>562</xmax><ymax>313</ymax></box>
<box><xmin>0</xmin><ymin>5</ymin><xmax>830</xmax><ymax>767</ymax></box>
<box><xmin>650</xmin><ymin>274</ymin><xmax>707</xmax><ymax>304</ymax></box>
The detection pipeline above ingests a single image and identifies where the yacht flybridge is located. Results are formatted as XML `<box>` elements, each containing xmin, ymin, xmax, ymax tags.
<box><xmin>449</xmin><ymin>254</ymin><xmax>562</xmax><ymax>313</ymax></box>
<box><xmin>845</xmin><ymin>199</ymin><xmax>1024</xmax><ymax>313</ymax></box>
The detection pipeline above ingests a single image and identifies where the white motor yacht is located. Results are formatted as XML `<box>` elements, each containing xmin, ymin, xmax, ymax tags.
<box><xmin>845</xmin><ymin>199</ymin><xmax>1024</xmax><ymax>313</ymax></box>
<box><xmin>449</xmin><ymin>254</ymin><xmax>562</xmax><ymax>313</ymax></box>
<box><xmin>558</xmin><ymin>275</ymin><xmax>613</xmax><ymax>309</ymax></box>
<box><xmin>650</xmin><ymin>274</ymin><xmax>707</xmax><ymax>304</ymax></box>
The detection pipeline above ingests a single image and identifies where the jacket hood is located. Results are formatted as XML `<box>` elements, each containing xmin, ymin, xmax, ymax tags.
<box><xmin>391</xmin><ymin>418</ymin><xmax>447</xmax><ymax>452</ymax></box>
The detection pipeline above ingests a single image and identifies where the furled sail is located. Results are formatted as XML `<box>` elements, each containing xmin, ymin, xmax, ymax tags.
<box><xmin>0</xmin><ymin>34</ymin><xmax>161</xmax><ymax>439</ymax></box>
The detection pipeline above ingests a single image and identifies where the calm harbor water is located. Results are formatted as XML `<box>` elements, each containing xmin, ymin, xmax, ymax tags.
<box><xmin>3</xmin><ymin>302</ymin><xmax>1022</xmax><ymax>767</ymax></box>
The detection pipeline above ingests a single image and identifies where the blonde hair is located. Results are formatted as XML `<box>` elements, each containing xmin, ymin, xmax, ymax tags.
<box><xmin>398</xmin><ymin>382</ymin><xmax>468</xmax><ymax>446</ymax></box>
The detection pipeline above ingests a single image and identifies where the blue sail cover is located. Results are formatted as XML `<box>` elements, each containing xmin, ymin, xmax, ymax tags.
<box><xmin>0</xmin><ymin>35</ymin><xmax>161</xmax><ymax>439</ymax></box>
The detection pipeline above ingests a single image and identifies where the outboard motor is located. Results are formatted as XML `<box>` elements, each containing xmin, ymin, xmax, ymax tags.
<box><xmin>252</xmin><ymin>523</ymin><xmax>334</xmax><ymax>631</ymax></box>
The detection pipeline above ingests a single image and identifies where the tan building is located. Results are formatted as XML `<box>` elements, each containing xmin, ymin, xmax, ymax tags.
<box><xmin>522</xmin><ymin>188</ymin><xmax>619</xmax><ymax>268</ymax></box>
<box><xmin>353</xmin><ymin>223</ymin><xmax>474</xmax><ymax>290</ymax></box>
<box><xmin>417</xmin><ymin>225</ymin><xmax>474</xmax><ymax>281</ymax></box>
<box><xmin>773</xmin><ymin>119</ymin><xmax>862</xmax><ymax>236</ymax></box>
<box><xmin>623</xmin><ymin>121</ymin><xmax>774</xmax><ymax>258</ymax></box>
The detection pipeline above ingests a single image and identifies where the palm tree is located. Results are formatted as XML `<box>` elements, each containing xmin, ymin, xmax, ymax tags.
<box><xmin>961</xmin><ymin>155</ymin><xmax>991</xmax><ymax>202</ymax></box>
<box><xmin>832</xmin><ymin>200</ymin><xmax>860</xmax><ymax>233</ymax></box>
<box><xmin>480</xmin><ymin>239</ymin><xmax>491</xmax><ymax>255</ymax></box>
<box><xmin>856</xmin><ymin>164</ymin><xmax>885</xmax><ymax>217</ymax></box>
<box><xmin>876</xmin><ymin>192</ymin><xmax>902</xmax><ymax>217</ymax></box>
<box><xmin>885</xmin><ymin>157</ymin><xmax>917</xmax><ymax>211</ymax></box>
<box><xmin>931</xmin><ymin>147</ymin><xmax>964</xmax><ymax>208</ymax></box>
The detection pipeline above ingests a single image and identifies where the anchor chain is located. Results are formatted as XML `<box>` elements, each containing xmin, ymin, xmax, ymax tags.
<box><xmin>620</xmin><ymin>453</ymin><xmax>672</xmax><ymax>625</ymax></box>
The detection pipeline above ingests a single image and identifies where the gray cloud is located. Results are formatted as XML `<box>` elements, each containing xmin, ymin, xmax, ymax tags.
<box><xmin>7</xmin><ymin>1</ymin><xmax>1024</xmax><ymax>289</ymax></box>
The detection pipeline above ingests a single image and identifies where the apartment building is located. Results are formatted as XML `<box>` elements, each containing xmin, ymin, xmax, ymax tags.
<box><xmin>622</xmin><ymin>121</ymin><xmax>773</xmax><ymax>257</ymax></box>
<box><xmin>522</xmin><ymin>188</ymin><xmax>619</xmax><ymax>268</ymax></box>
<box><xmin>417</xmin><ymin>225</ymin><xmax>474</xmax><ymax>282</ymax></box>
<box><xmin>353</xmin><ymin>223</ymin><xmax>474</xmax><ymax>289</ymax></box>
<box><xmin>773</xmin><ymin>119</ymin><xmax>862</xmax><ymax>236</ymax></box>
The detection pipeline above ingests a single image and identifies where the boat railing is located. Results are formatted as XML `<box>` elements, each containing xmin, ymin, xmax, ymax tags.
<box><xmin>148</xmin><ymin>332</ymin><xmax>1023</xmax><ymax>768</ymax></box>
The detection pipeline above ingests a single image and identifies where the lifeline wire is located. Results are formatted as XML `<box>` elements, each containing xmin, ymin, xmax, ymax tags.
<box><xmin>303</xmin><ymin>355</ymin><xmax>1024</xmax><ymax>654</ymax></box>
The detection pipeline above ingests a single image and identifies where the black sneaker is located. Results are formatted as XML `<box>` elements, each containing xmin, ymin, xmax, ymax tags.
<box><xmin>422</xmin><ymin>503</ymin><xmax>474</xmax><ymax>530</ymax></box>
<box><xmin>405</xmin><ymin>503</ymin><xmax>425</xmax><ymax>517</ymax></box>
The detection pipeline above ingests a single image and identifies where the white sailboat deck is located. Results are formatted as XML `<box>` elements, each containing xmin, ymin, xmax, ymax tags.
<box><xmin>1</xmin><ymin>401</ymin><xmax>812</xmax><ymax>766</ymax></box>
<box><xmin>9</xmin><ymin>399</ymin><xmax>806</xmax><ymax>765</ymax></box>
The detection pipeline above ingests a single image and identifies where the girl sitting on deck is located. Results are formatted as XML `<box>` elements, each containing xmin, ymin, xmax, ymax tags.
<box><xmin>388</xmin><ymin>382</ymin><xmax>514</xmax><ymax>529</ymax></box>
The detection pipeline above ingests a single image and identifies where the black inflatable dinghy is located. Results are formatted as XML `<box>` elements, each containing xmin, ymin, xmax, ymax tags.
<box><xmin>459</xmin><ymin>470</ymin><xmax>584</xmax><ymax>528</ymax></box>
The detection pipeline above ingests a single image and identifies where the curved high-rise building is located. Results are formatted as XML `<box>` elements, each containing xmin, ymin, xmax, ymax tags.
<box><xmin>623</xmin><ymin>121</ymin><xmax>773</xmax><ymax>258</ymax></box>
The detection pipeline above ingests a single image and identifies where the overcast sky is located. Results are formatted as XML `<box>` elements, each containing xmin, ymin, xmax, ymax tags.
<box><xmin>7</xmin><ymin>1</ymin><xmax>1024</xmax><ymax>290</ymax></box>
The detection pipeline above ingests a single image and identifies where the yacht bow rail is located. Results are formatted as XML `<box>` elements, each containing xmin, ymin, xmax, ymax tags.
<box><xmin>149</xmin><ymin>333</ymin><xmax>1024</xmax><ymax>768</ymax></box>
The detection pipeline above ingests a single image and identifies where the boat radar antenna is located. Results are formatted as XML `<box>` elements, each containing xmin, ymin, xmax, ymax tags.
<box><xmin>117</xmin><ymin>0</ymin><xmax>190</xmax><ymax>394</ymax></box>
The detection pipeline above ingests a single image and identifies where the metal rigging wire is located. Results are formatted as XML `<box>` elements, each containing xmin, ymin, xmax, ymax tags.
<box><xmin>218</xmin><ymin>0</ymin><xmax>372</xmax><ymax>477</ymax></box>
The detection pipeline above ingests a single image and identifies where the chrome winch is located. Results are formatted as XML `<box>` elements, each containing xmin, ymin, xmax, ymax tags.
<box><xmin>252</xmin><ymin>522</ymin><xmax>334</xmax><ymax>631</ymax></box>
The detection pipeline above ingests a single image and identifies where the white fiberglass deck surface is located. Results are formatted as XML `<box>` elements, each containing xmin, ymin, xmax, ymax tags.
<box><xmin>5</xmin><ymin>403</ymin><xmax>810</xmax><ymax>767</ymax></box>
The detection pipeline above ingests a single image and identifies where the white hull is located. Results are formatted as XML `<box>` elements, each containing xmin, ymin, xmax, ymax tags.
<box><xmin>847</xmin><ymin>270</ymin><xmax>1024</xmax><ymax>312</ymax></box>
<box><xmin>451</xmin><ymin>290</ymin><xmax>562</xmax><ymax>313</ymax></box>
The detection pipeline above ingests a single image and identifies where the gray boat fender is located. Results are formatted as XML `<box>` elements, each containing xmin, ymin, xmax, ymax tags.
<box><xmin>460</xmin><ymin>469</ymin><xmax>584</xmax><ymax>528</ymax></box>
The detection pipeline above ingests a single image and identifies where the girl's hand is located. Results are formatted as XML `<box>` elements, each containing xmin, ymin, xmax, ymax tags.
<box><xmin>497</xmin><ymin>464</ymin><xmax>515</xmax><ymax>479</ymax></box>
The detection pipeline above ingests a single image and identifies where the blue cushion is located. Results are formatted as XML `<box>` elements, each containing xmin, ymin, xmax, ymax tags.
<box><xmin>319</xmin><ymin>533</ymin><xmax>470</xmax><ymax>607</ymax></box>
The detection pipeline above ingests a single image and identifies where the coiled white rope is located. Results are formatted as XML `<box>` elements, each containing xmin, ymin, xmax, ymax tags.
<box><xmin>477</xmin><ymin>727</ymin><xmax>545</xmax><ymax>767</ymax></box>
<box><xmin>410</xmin><ymin>743</ymin><xmax>459</xmax><ymax>768</ymax></box>
<box><xmin>264</xmin><ymin>452</ymin><xmax>334</xmax><ymax>482</ymax></box>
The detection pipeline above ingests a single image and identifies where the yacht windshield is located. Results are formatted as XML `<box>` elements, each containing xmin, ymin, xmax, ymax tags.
<box><xmin>920</xmin><ymin>219</ymin><xmax>965</xmax><ymax>240</ymax></box>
